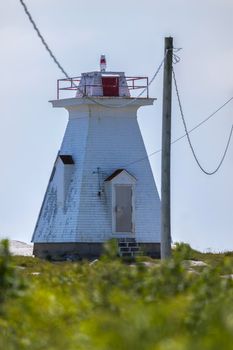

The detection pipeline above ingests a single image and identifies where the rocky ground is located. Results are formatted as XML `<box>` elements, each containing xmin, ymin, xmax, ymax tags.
<box><xmin>9</xmin><ymin>240</ymin><xmax>33</xmax><ymax>256</ymax></box>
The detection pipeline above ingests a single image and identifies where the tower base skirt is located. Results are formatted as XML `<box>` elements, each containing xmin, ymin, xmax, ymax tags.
<box><xmin>33</xmin><ymin>242</ymin><xmax>161</xmax><ymax>260</ymax></box>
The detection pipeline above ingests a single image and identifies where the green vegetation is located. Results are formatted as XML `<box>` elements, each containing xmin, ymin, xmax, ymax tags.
<box><xmin>0</xmin><ymin>240</ymin><xmax>233</xmax><ymax>350</ymax></box>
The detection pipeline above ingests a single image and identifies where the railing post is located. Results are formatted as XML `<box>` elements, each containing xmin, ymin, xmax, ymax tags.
<box><xmin>57</xmin><ymin>80</ymin><xmax>59</xmax><ymax>100</ymax></box>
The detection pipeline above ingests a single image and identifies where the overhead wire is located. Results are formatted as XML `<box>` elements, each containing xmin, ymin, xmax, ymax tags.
<box><xmin>172</xmin><ymin>67</ymin><xmax>233</xmax><ymax>175</ymax></box>
<box><xmin>19</xmin><ymin>0</ymin><xmax>233</xmax><ymax>172</ymax></box>
<box><xmin>19</xmin><ymin>0</ymin><xmax>69</xmax><ymax>78</ymax></box>
<box><xmin>19</xmin><ymin>0</ymin><xmax>165</xmax><ymax>108</ymax></box>
<box><xmin>125</xmin><ymin>70</ymin><xmax>233</xmax><ymax>168</ymax></box>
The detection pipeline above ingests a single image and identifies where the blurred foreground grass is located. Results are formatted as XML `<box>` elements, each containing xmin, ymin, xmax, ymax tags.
<box><xmin>0</xmin><ymin>240</ymin><xmax>233</xmax><ymax>350</ymax></box>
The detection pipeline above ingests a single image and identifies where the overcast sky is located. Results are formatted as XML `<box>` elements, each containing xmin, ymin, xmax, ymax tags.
<box><xmin>0</xmin><ymin>0</ymin><xmax>232</xmax><ymax>251</ymax></box>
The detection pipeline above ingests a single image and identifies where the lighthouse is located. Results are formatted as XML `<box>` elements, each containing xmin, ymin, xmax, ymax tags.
<box><xmin>32</xmin><ymin>56</ymin><xmax>161</xmax><ymax>259</ymax></box>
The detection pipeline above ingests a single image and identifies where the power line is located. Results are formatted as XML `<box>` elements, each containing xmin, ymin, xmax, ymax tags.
<box><xmin>19</xmin><ymin>0</ymin><xmax>233</xmax><ymax>171</ymax></box>
<box><xmin>125</xmin><ymin>83</ymin><xmax>233</xmax><ymax>168</ymax></box>
<box><xmin>19</xmin><ymin>0</ymin><xmax>164</xmax><ymax>108</ymax></box>
<box><xmin>172</xmin><ymin>67</ymin><xmax>233</xmax><ymax>175</ymax></box>
<box><xmin>19</xmin><ymin>0</ymin><xmax>69</xmax><ymax>78</ymax></box>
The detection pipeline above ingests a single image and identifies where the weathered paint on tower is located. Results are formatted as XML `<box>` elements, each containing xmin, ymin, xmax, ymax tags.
<box><xmin>32</xmin><ymin>56</ymin><xmax>161</xmax><ymax>259</ymax></box>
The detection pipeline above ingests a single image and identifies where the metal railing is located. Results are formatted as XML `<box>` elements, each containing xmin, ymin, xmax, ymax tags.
<box><xmin>56</xmin><ymin>76</ymin><xmax>149</xmax><ymax>100</ymax></box>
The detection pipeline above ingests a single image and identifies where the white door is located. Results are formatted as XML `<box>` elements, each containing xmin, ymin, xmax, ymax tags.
<box><xmin>115</xmin><ymin>185</ymin><xmax>132</xmax><ymax>233</ymax></box>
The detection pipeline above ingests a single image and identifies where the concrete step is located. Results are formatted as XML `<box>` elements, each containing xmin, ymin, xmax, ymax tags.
<box><xmin>120</xmin><ymin>247</ymin><xmax>130</xmax><ymax>252</ymax></box>
<box><xmin>118</xmin><ymin>238</ymin><xmax>136</xmax><ymax>243</ymax></box>
<box><xmin>128</xmin><ymin>242</ymin><xmax>138</xmax><ymax>248</ymax></box>
<box><xmin>118</xmin><ymin>238</ymin><xmax>142</xmax><ymax>257</ymax></box>
<box><xmin>130</xmin><ymin>247</ymin><xmax>140</xmax><ymax>252</ymax></box>
<box><xmin>118</xmin><ymin>242</ymin><xmax>128</xmax><ymax>248</ymax></box>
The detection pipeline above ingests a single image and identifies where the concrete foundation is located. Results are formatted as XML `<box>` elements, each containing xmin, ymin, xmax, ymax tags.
<box><xmin>33</xmin><ymin>242</ymin><xmax>161</xmax><ymax>260</ymax></box>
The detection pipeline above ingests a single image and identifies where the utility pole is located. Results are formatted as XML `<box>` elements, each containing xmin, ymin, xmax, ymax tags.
<box><xmin>161</xmin><ymin>37</ymin><xmax>173</xmax><ymax>259</ymax></box>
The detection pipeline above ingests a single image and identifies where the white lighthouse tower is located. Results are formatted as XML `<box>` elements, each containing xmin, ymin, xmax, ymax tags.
<box><xmin>32</xmin><ymin>56</ymin><xmax>161</xmax><ymax>259</ymax></box>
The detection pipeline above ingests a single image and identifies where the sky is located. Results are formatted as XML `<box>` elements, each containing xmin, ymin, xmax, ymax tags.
<box><xmin>0</xmin><ymin>0</ymin><xmax>232</xmax><ymax>251</ymax></box>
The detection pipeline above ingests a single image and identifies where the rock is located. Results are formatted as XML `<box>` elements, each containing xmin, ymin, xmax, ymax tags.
<box><xmin>188</xmin><ymin>260</ymin><xmax>207</xmax><ymax>267</ymax></box>
<box><xmin>9</xmin><ymin>240</ymin><xmax>33</xmax><ymax>256</ymax></box>
<box><xmin>89</xmin><ymin>259</ymin><xmax>99</xmax><ymax>265</ymax></box>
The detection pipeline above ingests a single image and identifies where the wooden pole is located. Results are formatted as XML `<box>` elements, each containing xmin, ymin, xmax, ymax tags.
<box><xmin>161</xmin><ymin>37</ymin><xmax>173</xmax><ymax>259</ymax></box>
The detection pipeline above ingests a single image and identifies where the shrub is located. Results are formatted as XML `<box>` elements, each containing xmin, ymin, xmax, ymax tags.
<box><xmin>0</xmin><ymin>240</ymin><xmax>26</xmax><ymax>303</ymax></box>
<box><xmin>0</xmin><ymin>240</ymin><xmax>232</xmax><ymax>349</ymax></box>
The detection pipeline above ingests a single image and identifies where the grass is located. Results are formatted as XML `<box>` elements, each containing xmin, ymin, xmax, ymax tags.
<box><xmin>0</xmin><ymin>240</ymin><xmax>233</xmax><ymax>350</ymax></box>
<box><xmin>173</xmin><ymin>242</ymin><xmax>233</xmax><ymax>268</ymax></box>
<box><xmin>10</xmin><ymin>242</ymin><xmax>233</xmax><ymax>278</ymax></box>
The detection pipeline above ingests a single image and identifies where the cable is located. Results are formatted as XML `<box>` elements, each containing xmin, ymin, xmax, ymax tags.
<box><xmin>19</xmin><ymin>0</ymin><xmax>164</xmax><ymax>108</ymax></box>
<box><xmin>169</xmin><ymin>94</ymin><xmax>233</xmax><ymax>145</ymax></box>
<box><xmin>19</xmin><ymin>0</ymin><xmax>69</xmax><ymax>78</ymax></box>
<box><xmin>125</xmin><ymin>81</ymin><xmax>233</xmax><ymax>168</ymax></box>
<box><xmin>19</xmin><ymin>0</ymin><xmax>233</xmax><ymax>172</ymax></box>
<box><xmin>172</xmin><ymin>67</ymin><xmax>233</xmax><ymax>175</ymax></box>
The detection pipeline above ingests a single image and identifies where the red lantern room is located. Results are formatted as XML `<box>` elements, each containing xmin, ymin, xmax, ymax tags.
<box><xmin>56</xmin><ymin>55</ymin><xmax>149</xmax><ymax>100</ymax></box>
